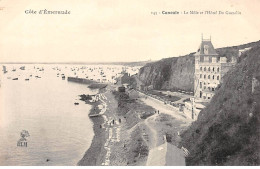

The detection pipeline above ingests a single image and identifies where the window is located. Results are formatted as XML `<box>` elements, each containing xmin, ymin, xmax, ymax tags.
<box><xmin>204</xmin><ymin>86</ymin><xmax>206</xmax><ymax>89</ymax></box>
<box><xmin>200</xmin><ymin>74</ymin><xmax>202</xmax><ymax>78</ymax></box>
<box><xmin>213</xmin><ymin>75</ymin><xmax>215</xmax><ymax>80</ymax></box>
<box><xmin>208</xmin><ymin>87</ymin><xmax>210</xmax><ymax>90</ymax></box>
<box><xmin>204</xmin><ymin>75</ymin><xmax>206</xmax><ymax>79</ymax></box>
<box><xmin>217</xmin><ymin>67</ymin><xmax>219</xmax><ymax>72</ymax></box>
<box><xmin>212</xmin><ymin>88</ymin><xmax>215</xmax><ymax>91</ymax></box>
<box><xmin>200</xmin><ymin>82</ymin><xmax>202</xmax><ymax>88</ymax></box>
<box><xmin>213</xmin><ymin>67</ymin><xmax>215</xmax><ymax>71</ymax></box>
<box><xmin>204</xmin><ymin>67</ymin><xmax>206</xmax><ymax>71</ymax></box>
<box><xmin>208</xmin><ymin>67</ymin><xmax>210</xmax><ymax>71</ymax></box>
<box><xmin>208</xmin><ymin>75</ymin><xmax>210</xmax><ymax>79</ymax></box>
<box><xmin>217</xmin><ymin>76</ymin><xmax>219</xmax><ymax>80</ymax></box>
<box><xmin>200</xmin><ymin>67</ymin><xmax>202</xmax><ymax>71</ymax></box>
<box><xmin>204</xmin><ymin>45</ymin><xmax>209</xmax><ymax>54</ymax></box>
<box><xmin>208</xmin><ymin>97</ymin><xmax>211</xmax><ymax>99</ymax></box>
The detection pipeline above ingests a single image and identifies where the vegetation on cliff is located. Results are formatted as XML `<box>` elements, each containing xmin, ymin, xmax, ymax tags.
<box><xmin>137</xmin><ymin>40</ymin><xmax>260</xmax><ymax>92</ymax></box>
<box><xmin>138</xmin><ymin>54</ymin><xmax>194</xmax><ymax>91</ymax></box>
<box><xmin>111</xmin><ymin>90</ymin><xmax>155</xmax><ymax>165</ymax></box>
<box><xmin>180</xmin><ymin>46</ymin><xmax>260</xmax><ymax>165</ymax></box>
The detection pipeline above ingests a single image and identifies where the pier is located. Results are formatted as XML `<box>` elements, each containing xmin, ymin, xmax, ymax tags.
<box><xmin>67</xmin><ymin>77</ymin><xmax>95</xmax><ymax>84</ymax></box>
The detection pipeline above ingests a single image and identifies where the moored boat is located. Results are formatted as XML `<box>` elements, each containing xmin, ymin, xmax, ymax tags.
<box><xmin>2</xmin><ymin>66</ymin><xmax>8</xmax><ymax>73</ymax></box>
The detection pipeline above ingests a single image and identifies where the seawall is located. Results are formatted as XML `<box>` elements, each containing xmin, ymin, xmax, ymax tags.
<box><xmin>67</xmin><ymin>77</ymin><xmax>95</xmax><ymax>84</ymax></box>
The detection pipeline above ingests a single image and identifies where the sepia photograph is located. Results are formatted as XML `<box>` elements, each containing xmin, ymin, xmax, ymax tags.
<box><xmin>0</xmin><ymin>0</ymin><xmax>259</xmax><ymax>166</ymax></box>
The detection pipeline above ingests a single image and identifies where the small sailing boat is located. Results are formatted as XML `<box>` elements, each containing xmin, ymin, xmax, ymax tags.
<box><xmin>20</xmin><ymin>66</ymin><xmax>25</xmax><ymax>70</ymax></box>
<box><xmin>2</xmin><ymin>66</ymin><xmax>8</xmax><ymax>73</ymax></box>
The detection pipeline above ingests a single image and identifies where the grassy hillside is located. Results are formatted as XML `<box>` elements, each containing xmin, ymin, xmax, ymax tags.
<box><xmin>216</xmin><ymin>40</ymin><xmax>260</xmax><ymax>62</ymax></box>
<box><xmin>180</xmin><ymin>46</ymin><xmax>260</xmax><ymax>165</ymax></box>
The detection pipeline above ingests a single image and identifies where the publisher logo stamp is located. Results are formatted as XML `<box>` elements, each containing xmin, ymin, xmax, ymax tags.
<box><xmin>17</xmin><ymin>130</ymin><xmax>30</xmax><ymax>147</ymax></box>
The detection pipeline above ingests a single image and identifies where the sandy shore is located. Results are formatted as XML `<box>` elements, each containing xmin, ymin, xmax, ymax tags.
<box><xmin>78</xmin><ymin>84</ymin><xmax>192</xmax><ymax>166</ymax></box>
<box><xmin>77</xmin><ymin>89</ymin><xmax>107</xmax><ymax>165</ymax></box>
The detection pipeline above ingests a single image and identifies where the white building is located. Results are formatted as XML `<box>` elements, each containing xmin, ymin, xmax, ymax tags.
<box><xmin>194</xmin><ymin>38</ymin><xmax>236</xmax><ymax>102</ymax></box>
<box><xmin>184</xmin><ymin>37</ymin><xmax>237</xmax><ymax>120</ymax></box>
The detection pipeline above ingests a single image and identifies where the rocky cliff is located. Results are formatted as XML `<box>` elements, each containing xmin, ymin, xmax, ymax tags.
<box><xmin>138</xmin><ymin>53</ymin><xmax>195</xmax><ymax>92</ymax></box>
<box><xmin>137</xmin><ymin>40</ymin><xmax>260</xmax><ymax>92</ymax></box>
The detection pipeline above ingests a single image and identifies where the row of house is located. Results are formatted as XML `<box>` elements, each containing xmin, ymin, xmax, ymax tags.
<box><xmin>117</xmin><ymin>85</ymin><xmax>140</xmax><ymax>100</ymax></box>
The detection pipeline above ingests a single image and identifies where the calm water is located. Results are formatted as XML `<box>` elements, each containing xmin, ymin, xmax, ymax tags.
<box><xmin>0</xmin><ymin>64</ymin><xmax>98</xmax><ymax>165</ymax></box>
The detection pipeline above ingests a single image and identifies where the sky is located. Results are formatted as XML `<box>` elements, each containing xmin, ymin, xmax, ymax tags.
<box><xmin>0</xmin><ymin>0</ymin><xmax>260</xmax><ymax>63</ymax></box>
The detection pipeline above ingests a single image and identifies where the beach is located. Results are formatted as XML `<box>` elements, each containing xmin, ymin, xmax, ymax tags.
<box><xmin>78</xmin><ymin>84</ymin><xmax>192</xmax><ymax>166</ymax></box>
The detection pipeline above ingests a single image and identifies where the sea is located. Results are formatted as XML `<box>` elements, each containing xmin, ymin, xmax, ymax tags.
<box><xmin>0</xmin><ymin>64</ymin><xmax>101</xmax><ymax>166</ymax></box>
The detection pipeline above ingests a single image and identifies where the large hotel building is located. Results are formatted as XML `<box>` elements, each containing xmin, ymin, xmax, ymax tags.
<box><xmin>194</xmin><ymin>38</ymin><xmax>236</xmax><ymax>102</ymax></box>
<box><xmin>184</xmin><ymin>37</ymin><xmax>252</xmax><ymax>120</ymax></box>
<box><xmin>183</xmin><ymin>37</ymin><xmax>237</xmax><ymax>120</ymax></box>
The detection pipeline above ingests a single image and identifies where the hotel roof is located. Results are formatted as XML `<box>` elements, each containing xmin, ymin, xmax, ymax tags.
<box><xmin>195</xmin><ymin>39</ymin><xmax>218</xmax><ymax>56</ymax></box>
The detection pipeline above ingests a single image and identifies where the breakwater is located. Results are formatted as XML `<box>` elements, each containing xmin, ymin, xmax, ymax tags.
<box><xmin>67</xmin><ymin>77</ymin><xmax>95</xmax><ymax>84</ymax></box>
<box><xmin>68</xmin><ymin>77</ymin><xmax>107</xmax><ymax>89</ymax></box>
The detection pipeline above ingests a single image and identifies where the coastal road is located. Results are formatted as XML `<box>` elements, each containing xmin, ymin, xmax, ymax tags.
<box><xmin>137</xmin><ymin>91</ymin><xmax>191</xmax><ymax>148</ymax></box>
<box><xmin>144</xmin><ymin>114</ymin><xmax>159</xmax><ymax>148</ymax></box>
<box><xmin>138</xmin><ymin>92</ymin><xmax>190</xmax><ymax>166</ymax></box>
<box><xmin>158</xmin><ymin>90</ymin><xmax>191</xmax><ymax>105</ymax></box>
<box><xmin>139</xmin><ymin>92</ymin><xmax>191</xmax><ymax>123</ymax></box>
